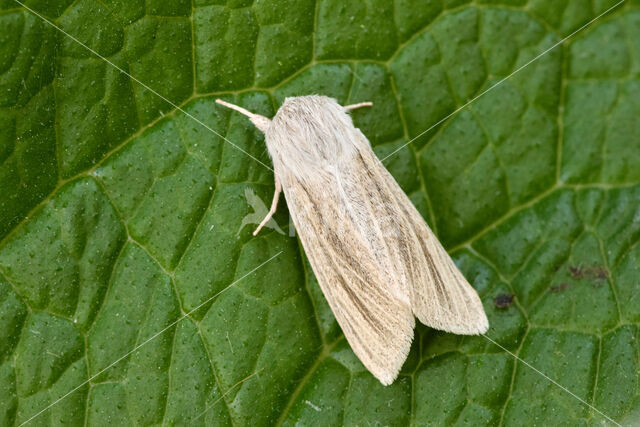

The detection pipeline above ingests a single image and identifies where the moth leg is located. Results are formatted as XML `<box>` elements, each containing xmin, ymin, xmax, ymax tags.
<box><xmin>344</xmin><ymin>101</ymin><xmax>373</xmax><ymax>111</ymax></box>
<box><xmin>253</xmin><ymin>177</ymin><xmax>282</xmax><ymax>236</ymax></box>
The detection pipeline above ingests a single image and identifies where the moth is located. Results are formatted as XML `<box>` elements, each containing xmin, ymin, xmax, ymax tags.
<box><xmin>216</xmin><ymin>95</ymin><xmax>489</xmax><ymax>385</ymax></box>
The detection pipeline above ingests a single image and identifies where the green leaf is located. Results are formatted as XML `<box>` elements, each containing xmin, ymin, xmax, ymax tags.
<box><xmin>1</xmin><ymin>0</ymin><xmax>639</xmax><ymax>425</ymax></box>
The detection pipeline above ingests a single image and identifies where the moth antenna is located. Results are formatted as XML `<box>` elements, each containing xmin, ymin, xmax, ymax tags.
<box><xmin>344</xmin><ymin>101</ymin><xmax>373</xmax><ymax>111</ymax></box>
<box><xmin>215</xmin><ymin>99</ymin><xmax>271</xmax><ymax>133</ymax></box>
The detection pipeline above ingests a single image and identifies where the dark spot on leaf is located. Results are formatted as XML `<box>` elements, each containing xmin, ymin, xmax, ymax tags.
<box><xmin>591</xmin><ymin>266</ymin><xmax>609</xmax><ymax>280</ymax></box>
<box><xmin>568</xmin><ymin>265</ymin><xmax>609</xmax><ymax>282</ymax></box>
<box><xmin>568</xmin><ymin>265</ymin><xmax>584</xmax><ymax>279</ymax></box>
<box><xmin>550</xmin><ymin>282</ymin><xmax>569</xmax><ymax>293</ymax></box>
<box><xmin>493</xmin><ymin>294</ymin><xmax>514</xmax><ymax>309</ymax></box>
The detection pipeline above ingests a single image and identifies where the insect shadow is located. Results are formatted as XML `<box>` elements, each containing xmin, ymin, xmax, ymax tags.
<box><xmin>238</xmin><ymin>188</ymin><xmax>294</xmax><ymax>236</ymax></box>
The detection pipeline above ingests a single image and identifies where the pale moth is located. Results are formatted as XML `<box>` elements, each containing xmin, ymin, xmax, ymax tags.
<box><xmin>216</xmin><ymin>95</ymin><xmax>489</xmax><ymax>385</ymax></box>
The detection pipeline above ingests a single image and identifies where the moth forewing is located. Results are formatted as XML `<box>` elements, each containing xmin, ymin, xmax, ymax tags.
<box><xmin>215</xmin><ymin>95</ymin><xmax>489</xmax><ymax>386</ymax></box>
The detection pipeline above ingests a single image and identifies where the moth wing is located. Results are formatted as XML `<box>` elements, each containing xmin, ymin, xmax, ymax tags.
<box><xmin>280</xmin><ymin>138</ymin><xmax>487</xmax><ymax>385</ymax></box>
<box><xmin>403</xmin><ymin>206</ymin><xmax>489</xmax><ymax>334</ymax></box>
<box><xmin>363</xmin><ymin>139</ymin><xmax>489</xmax><ymax>334</ymax></box>
<box><xmin>282</xmin><ymin>175</ymin><xmax>415</xmax><ymax>386</ymax></box>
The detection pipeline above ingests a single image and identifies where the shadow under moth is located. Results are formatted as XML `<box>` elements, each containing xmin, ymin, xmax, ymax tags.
<box><xmin>216</xmin><ymin>95</ymin><xmax>488</xmax><ymax>385</ymax></box>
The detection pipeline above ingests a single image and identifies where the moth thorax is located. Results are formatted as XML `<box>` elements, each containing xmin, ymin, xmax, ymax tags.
<box><xmin>266</xmin><ymin>131</ymin><xmax>357</xmax><ymax>177</ymax></box>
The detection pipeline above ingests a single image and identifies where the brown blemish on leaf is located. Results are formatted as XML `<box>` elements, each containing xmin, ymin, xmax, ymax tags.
<box><xmin>567</xmin><ymin>265</ymin><xmax>609</xmax><ymax>282</ymax></box>
<box><xmin>591</xmin><ymin>266</ymin><xmax>609</xmax><ymax>280</ymax></box>
<box><xmin>568</xmin><ymin>266</ymin><xmax>584</xmax><ymax>279</ymax></box>
<box><xmin>493</xmin><ymin>294</ymin><xmax>514</xmax><ymax>309</ymax></box>
<box><xmin>550</xmin><ymin>282</ymin><xmax>569</xmax><ymax>293</ymax></box>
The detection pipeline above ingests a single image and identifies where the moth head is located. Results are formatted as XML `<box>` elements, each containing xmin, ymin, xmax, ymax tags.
<box><xmin>278</xmin><ymin>95</ymin><xmax>372</xmax><ymax>116</ymax></box>
<box><xmin>215</xmin><ymin>96</ymin><xmax>372</xmax><ymax>137</ymax></box>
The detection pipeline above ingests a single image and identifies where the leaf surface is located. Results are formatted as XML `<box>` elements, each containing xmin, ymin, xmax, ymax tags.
<box><xmin>1</xmin><ymin>0</ymin><xmax>639</xmax><ymax>425</ymax></box>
